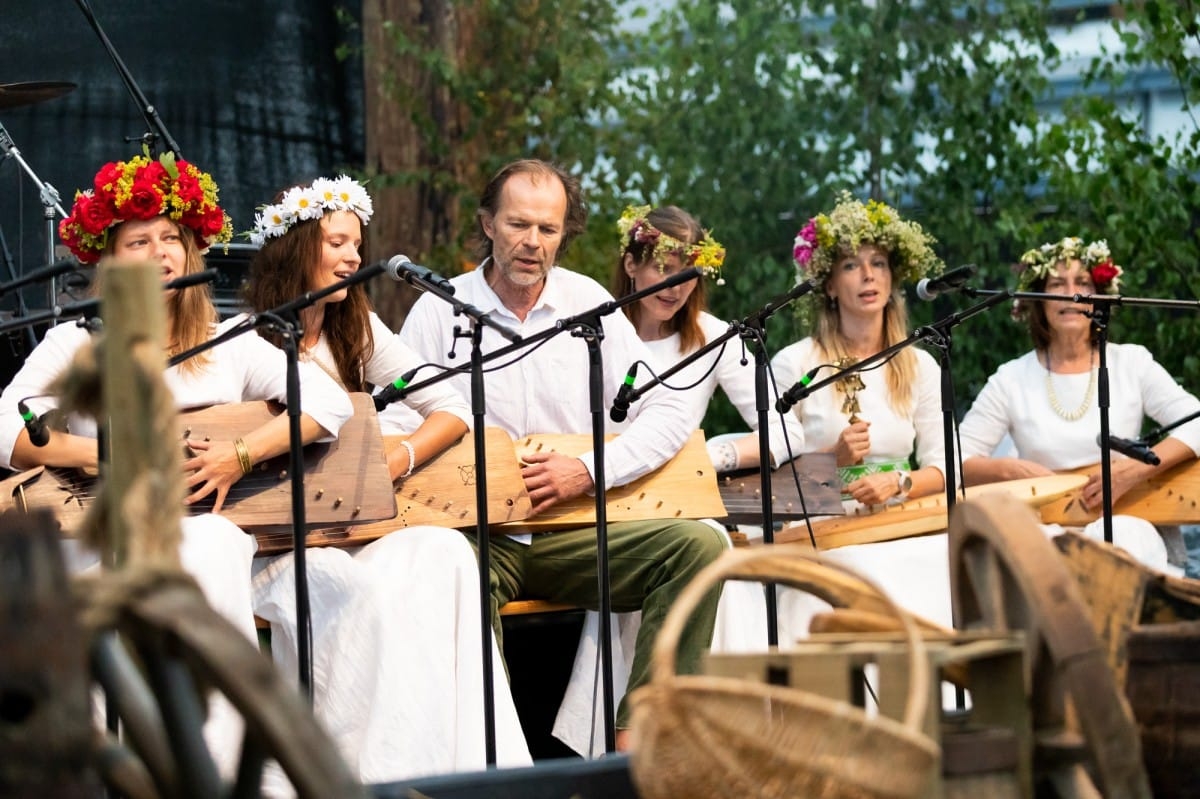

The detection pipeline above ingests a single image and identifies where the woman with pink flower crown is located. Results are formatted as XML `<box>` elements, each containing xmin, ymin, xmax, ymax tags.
<box><xmin>0</xmin><ymin>152</ymin><xmax>356</xmax><ymax>786</ymax></box>
<box><xmin>959</xmin><ymin>236</ymin><xmax>1200</xmax><ymax>572</ymax></box>
<box><xmin>240</xmin><ymin>176</ymin><xmax>532</xmax><ymax>782</ymax></box>
<box><xmin>768</xmin><ymin>192</ymin><xmax>952</xmax><ymax>639</ymax></box>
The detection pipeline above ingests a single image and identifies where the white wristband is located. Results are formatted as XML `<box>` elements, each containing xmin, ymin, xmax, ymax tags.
<box><xmin>707</xmin><ymin>439</ymin><xmax>740</xmax><ymax>474</ymax></box>
<box><xmin>400</xmin><ymin>439</ymin><xmax>416</xmax><ymax>479</ymax></box>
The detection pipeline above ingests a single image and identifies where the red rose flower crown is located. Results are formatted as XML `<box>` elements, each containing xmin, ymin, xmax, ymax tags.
<box><xmin>59</xmin><ymin>150</ymin><xmax>233</xmax><ymax>265</ymax></box>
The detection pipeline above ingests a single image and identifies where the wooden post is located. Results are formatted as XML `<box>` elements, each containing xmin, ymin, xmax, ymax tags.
<box><xmin>100</xmin><ymin>259</ymin><xmax>183</xmax><ymax>569</ymax></box>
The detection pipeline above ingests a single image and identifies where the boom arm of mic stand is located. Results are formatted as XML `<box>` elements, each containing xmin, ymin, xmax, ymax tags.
<box><xmin>73</xmin><ymin>0</ymin><xmax>183</xmax><ymax>158</ymax></box>
<box><xmin>618</xmin><ymin>279</ymin><xmax>817</xmax><ymax>408</ymax></box>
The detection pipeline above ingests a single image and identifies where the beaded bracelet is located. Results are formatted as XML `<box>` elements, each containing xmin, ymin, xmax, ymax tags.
<box><xmin>399</xmin><ymin>439</ymin><xmax>416</xmax><ymax>479</ymax></box>
<box><xmin>233</xmin><ymin>438</ymin><xmax>254</xmax><ymax>476</ymax></box>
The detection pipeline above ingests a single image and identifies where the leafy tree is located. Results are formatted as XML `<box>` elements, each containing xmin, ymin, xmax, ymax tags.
<box><xmin>603</xmin><ymin>0</ymin><xmax>1063</xmax><ymax>432</ymax></box>
<box><xmin>359</xmin><ymin>0</ymin><xmax>623</xmax><ymax>324</ymax></box>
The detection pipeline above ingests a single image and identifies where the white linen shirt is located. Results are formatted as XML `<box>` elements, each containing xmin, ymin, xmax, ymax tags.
<box><xmin>0</xmin><ymin>318</ymin><xmax>353</xmax><ymax>469</ymax></box>
<box><xmin>958</xmin><ymin>343</ymin><xmax>1200</xmax><ymax>467</ymax></box>
<box><xmin>399</xmin><ymin>262</ymin><xmax>695</xmax><ymax>490</ymax></box>
<box><xmin>626</xmin><ymin>311</ymin><xmax>805</xmax><ymax>467</ymax></box>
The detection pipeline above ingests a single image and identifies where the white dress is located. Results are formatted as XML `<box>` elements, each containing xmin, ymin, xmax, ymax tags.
<box><xmin>958</xmin><ymin>343</ymin><xmax>1200</xmax><ymax>573</ymax></box>
<box><xmin>243</xmin><ymin>312</ymin><xmax>532</xmax><ymax>781</ymax></box>
<box><xmin>0</xmin><ymin>319</ymin><xmax>353</xmax><ymax>781</ymax></box>
<box><xmin>767</xmin><ymin>337</ymin><xmax>953</xmax><ymax>643</ymax></box>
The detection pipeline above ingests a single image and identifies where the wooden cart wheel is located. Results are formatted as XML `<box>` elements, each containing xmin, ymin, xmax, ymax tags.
<box><xmin>947</xmin><ymin>493</ymin><xmax>1151</xmax><ymax>799</ymax></box>
<box><xmin>86</xmin><ymin>574</ymin><xmax>369</xmax><ymax>799</ymax></box>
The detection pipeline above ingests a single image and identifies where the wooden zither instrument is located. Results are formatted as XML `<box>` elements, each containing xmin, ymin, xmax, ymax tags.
<box><xmin>492</xmin><ymin>430</ymin><xmax>727</xmax><ymax>534</ymax></box>
<box><xmin>0</xmin><ymin>393</ymin><xmax>397</xmax><ymax>540</ymax></box>
<box><xmin>1039</xmin><ymin>458</ymin><xmax>1200</xmax><ymax>526</ymax></box>
<box><xmin>716</xmin><ymin>452</ymin><xmax>843</xmax><ymax>524</ymax></box>
<box><xmin>254</xmin><ymin>426</ymin><xmax>535</xmax><ymax>554</ymax></box>
<box><xmin>259</xmin><ymin>429</ymin><xmax>726</xmax><ymax>551</ymax></box>
<box><xmin>774</xmin><ymin>474</ymin><xmax>1088</xmax><ymax>550</ymax></box>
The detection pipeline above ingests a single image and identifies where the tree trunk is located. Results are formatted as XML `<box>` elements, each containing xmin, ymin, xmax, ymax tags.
<box><xmin>361</xmin><ymin>0</ymin><xmax>481</xmax><ymax>331</ymax></box>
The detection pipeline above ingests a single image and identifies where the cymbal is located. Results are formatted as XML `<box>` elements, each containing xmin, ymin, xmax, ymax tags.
<box><xmin>0</xmin><ymin>81</ymin><xmax>76</xmax><ymax>111</ymax></box>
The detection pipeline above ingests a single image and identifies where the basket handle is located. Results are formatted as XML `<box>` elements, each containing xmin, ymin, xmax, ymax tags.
<box><xmin>652</xmin><ymin>544</ymin><xmax>931</xmax><ymax>733</ymax></box>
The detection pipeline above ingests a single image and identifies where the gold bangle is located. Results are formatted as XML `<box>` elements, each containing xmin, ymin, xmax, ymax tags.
<box><xmin>233</xmin><ymin>438</ymin><xmax>254</xmax><ymax>476</ymax></box>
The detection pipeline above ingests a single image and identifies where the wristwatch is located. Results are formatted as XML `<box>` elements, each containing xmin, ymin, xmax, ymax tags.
<box><xmin>895</xmin><ymin>470</ymin><xmax>913</xmax><ymax>501</ymax></box>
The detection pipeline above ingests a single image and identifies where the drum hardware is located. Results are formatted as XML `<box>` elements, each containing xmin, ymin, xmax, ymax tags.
<box><xmin>0</xmin><ymin>81</ymin><xmax>76</xmax><ymax>111</ymax></box>
<box><xmin>0</xmin><ymin>120</ymin><xmax>70</xmax><ymax>309</ymax></box>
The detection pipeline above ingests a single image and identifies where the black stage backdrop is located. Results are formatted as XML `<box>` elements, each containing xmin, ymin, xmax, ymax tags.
<box><xmin>0</xmin><ymin>0</ymin><xmax>364</xmax><ymax>314</ymax></box>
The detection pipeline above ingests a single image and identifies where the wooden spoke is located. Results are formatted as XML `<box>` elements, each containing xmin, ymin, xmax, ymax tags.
<box><xmin>948</xmin><ymin>494</ymin><xmax>1152</xmax><ymax>799</ymax></box>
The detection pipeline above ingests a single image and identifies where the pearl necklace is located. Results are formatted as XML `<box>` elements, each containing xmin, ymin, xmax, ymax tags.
<box><xmin>1045</xmin><ymin>349</ymin><xmax>1096</xmax><ymax>421</ymax></box>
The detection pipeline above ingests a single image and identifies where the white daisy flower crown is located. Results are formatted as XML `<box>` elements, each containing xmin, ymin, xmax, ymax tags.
<box><xmin>247</xmin><ymin>175</ymin><xmax>374</xmax><ymax>246</ymax></box>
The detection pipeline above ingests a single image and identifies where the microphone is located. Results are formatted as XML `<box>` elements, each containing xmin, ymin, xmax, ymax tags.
<box><xmin>915</xmin><ymin>264</ymin><xmax>978</xmax><ymax>301</ymax></box>
<box><xmin>609</xmin><ymin>363</ymin><xmax>639</xmax><ymax>423</ymax></box>
<box><xmin>165</xmin><ymin>268</ymin><xmax>219</xmax><ymax>291</ymax></box>
<box><xmin>373</xmin><ymin>366</ymin><xmax>421</xmax><ymax>412</ymax></box>
<box><xmin>384</xmin><ymin>255</ymin><xmax>456</xmax><ymax>295</ymax></box>
<box><xmin>0</xmin><ymin>258</ymin><xmax>78</xmax><ymax>297</ymax></box>
<box><xmin>18</xmin><ymin>400</ymin><xmax>50</xmax><ymax>447</ymax></box>
<box><xmin>775</xmin><ymin>365</ymin><xmax>823</xmax><ymax>414</ymax></box>
<box><xmin>1100</xmin><ymin>433</ymin><xmax>1161</xmax><ymax>466</ymax></box>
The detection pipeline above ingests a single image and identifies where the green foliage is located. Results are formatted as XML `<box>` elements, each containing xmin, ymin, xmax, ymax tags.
<box><xmin>369</xmin><ymin>0</ymin><xmax>1200</xmax><ymax>435</ymax></box>
<box><xmin>596</xmin><ymin>0</ymin><xmax>1200</xmax><ymax>434</ymax></box>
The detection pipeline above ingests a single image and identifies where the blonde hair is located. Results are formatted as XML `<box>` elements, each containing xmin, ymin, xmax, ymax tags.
<box><xmin>813</xmin><ymin>272</ymin><xmax>917</xmax><ymax>418</ymax></box>
<box><xmin>100</xmin><ymin>218</ymin><xmax>217</xmax><ymax>375</ymax></box>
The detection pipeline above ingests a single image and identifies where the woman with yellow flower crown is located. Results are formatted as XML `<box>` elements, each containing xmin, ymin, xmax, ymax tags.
<box><xmin>958</xmin><ymin>236</ymin><xmax>1200</xmax><ymax>573</ymax></box>
<box><xmin>0</xmin><ymin>153</ymin><xmax>355</xmax><ymax>786</ymax></box>
<box><xmin>769</xmin><ymin>192</ymin><xmax>952</xmax><ymax>638</ymax></box>
<box><xmin>553</xmin><ymin>204</ymin><xmax>809</xmax><ymax>756</ymax></box>
<box><xmin>240</xmin><ymin>176</ymin><xmax>532</xmax><ymax>780</ymax></box>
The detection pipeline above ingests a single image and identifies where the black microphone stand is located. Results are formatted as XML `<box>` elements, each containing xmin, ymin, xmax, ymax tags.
<box><xmin>374</xmin><ymin>269</ymin><xmax>521</xmax><ymax>766</ymax></box>
<box><xmin>0</xmin><ymin>217</ymin><xmax>43</xmax><ymax>353</ymax></box>
<box><xmin>920</xmin><ymin>288</ymin><xmax>1019</xmax><ymax>511</ymax></box>
<box><xmin>379</xmin><ymin>266</ymin><xmax>703</xmax><ymax>756</ymax></box>
<box><xmin>168</xmin><ymin>263</ymin><xmax>386</xmax><ymax>698</ymax></box>
<box><xmin>1139</xmin><ymin>408</ymin><xmax>1200</xmax><ymax>445</ymax></box>
<box><xmin>73</xmin><ymin>0</ymin><xmax>184</xmax><ymax>160</ymax></box>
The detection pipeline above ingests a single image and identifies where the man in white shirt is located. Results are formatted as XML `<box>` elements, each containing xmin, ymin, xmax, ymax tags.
<box><xmin>399</xmin><ymin>159</ymin><xmax>725</xmax><ymax>751</ymax></box>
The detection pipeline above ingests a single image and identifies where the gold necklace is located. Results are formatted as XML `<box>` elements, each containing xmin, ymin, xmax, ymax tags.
<box><xmin>1045</xmin><ymin>349</ymin><xmax>1096</xmax><ymax>421</ymax></box>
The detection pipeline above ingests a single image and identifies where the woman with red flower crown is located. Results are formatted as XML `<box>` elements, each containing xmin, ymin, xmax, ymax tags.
<box><xmin>959</xmin><ymin>236</ymin><xmax>1200</xmax><ymax>573</ymax></box>
<box><xmin>0</xmin><ymin>152</ymin><xmax>358</xmax><ymax>789</ymax></box>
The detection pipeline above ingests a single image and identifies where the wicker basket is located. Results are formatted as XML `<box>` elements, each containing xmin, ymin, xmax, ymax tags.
<box><xmin>629</xmin><ymin>545</ymin><xmax>940</xmax><ymax>799</ymax></box>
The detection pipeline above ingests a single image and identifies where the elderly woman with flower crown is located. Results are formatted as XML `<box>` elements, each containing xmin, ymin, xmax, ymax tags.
<box><xmin>0</xmin><ymin>152</ymin><xmax>355</xmax><ymax>781</ymax></box>
<box><xmin>768</xmin><ymin>192</ymin><xmax>952</xmax><ymax>636</ymax></box>
<box><xmin>240</xmin><ymin>176</ymin><xmax>532</xmax><ymax>780</ymax></box>
<box><xmin>958</xmin><ymin>236</ymin><xmax>1200</xmax><ymax>572</ymax></box>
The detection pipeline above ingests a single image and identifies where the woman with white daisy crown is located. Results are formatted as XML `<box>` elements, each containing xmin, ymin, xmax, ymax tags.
<box><xmin>958</xmin><ymin>236</ymin><xmax>1200</xmax><ymax>572</ymax></box>
<box><xmin>242</xmin><ymin>176</ymin><xmax>532</xmax><ymax>781</ymax></box>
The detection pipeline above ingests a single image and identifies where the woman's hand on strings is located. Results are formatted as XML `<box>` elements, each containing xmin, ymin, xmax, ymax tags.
<box><xmin>182</xmin><ymin>438</ymin><xmax>244</xmax><ymax>513</ymax></box>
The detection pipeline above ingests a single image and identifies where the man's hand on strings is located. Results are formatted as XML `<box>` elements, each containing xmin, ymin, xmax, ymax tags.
<box><xmin>520</xmin><ymin>450</ymin><xmax>594</xmax><ymax>516</ymax></box>
<box><xmin>182</xmin><ymin>438</ymin><xmax>244</xmax><ymax>513</ymax></box>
